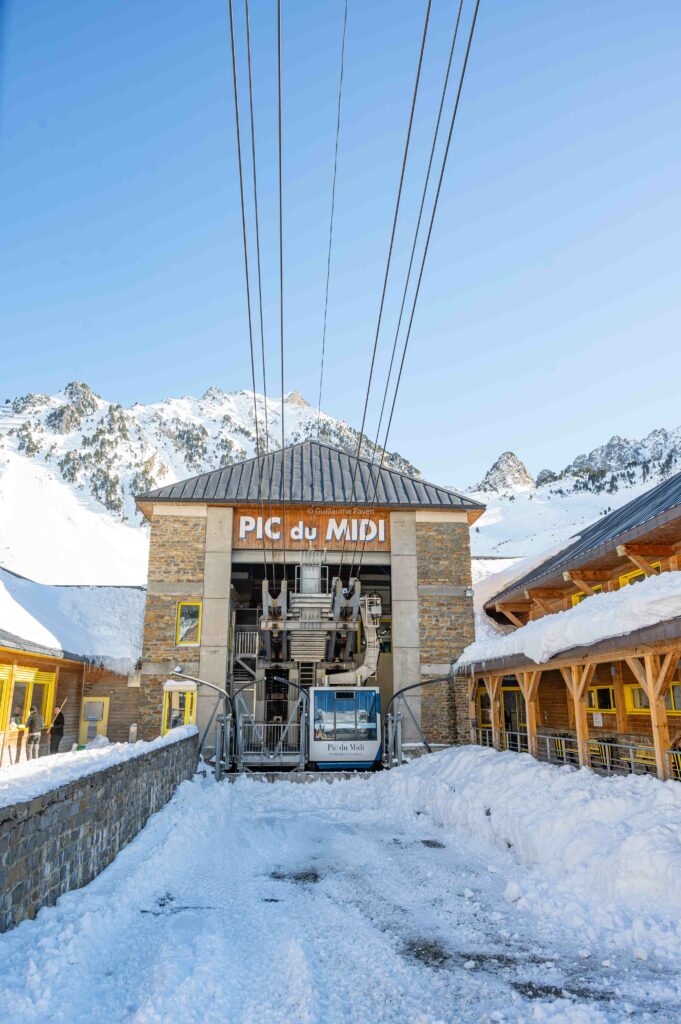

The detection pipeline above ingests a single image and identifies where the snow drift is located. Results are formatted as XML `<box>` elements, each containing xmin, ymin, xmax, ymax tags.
<box><xmin>385</xmin><ymin>746</ymin><xmax>681</xmax><ymax>957</ymax></box>
<box><xmin>457</xmin><ymin>569</ymin><xmax>681</xmax><ymax>667</ymax></box>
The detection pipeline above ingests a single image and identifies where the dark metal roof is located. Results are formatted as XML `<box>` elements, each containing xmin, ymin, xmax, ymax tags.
<box><xmin>0</xmin><ymin>627</ymin><xmax>85</xmax><ymax>664</ymax></box>
<box><xmin>137</xmin><ymin>441</ymin><xmax>486</xmax><ymax>512</ymax></box>
<box><xmin>455</xmin><ymin>614</ymin><xmax>681</xmax><ymax>676</ymax></box>
<box><xmin>489</xmin><ymin>470</ymin><xmax>681</xmax><ymax>607</ymax></box>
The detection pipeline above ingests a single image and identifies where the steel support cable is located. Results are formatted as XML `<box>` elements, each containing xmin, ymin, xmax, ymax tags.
<box><xmin>315</xmin><ymin>0</ymin><xmax>349</xmax><ymax>450</ymax></box>
<box><xmin>227</xmin><ymin>0</ymin><xmax>269</xmax><ymax>587</ymax></box>
<box><xmin>245</xmin><ymin>0</ymin><xmax>270</xmax><ymax>456</ymax></box>
<box><xmin>244</xmin><ymin>0</ymin><xmax>277</xmax><ymax>589</ymax></box>
<box><xmin>277</xmin><ymin>0</ymin><xmax>287</xmax><ymax>588</ymax></box>
<box><xmin>349</xmin><ymin>0</ymin><xmax>465</xmax><ymax>581</ymax></box>
<box><xmin>355</xmin><ymin>0</ymin><xmax>481</xmax><ymax>584</ymax></box>
<box><xmin>337</xmin><ymin>0</ymin><xmax>433</xmax><ymax>583</ymax></box>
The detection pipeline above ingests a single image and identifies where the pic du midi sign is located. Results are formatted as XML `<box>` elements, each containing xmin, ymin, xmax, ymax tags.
<box><xmin>232</xmin><ymin>506</ymin><xmax>390</xmax><ymax>551</ymax></box>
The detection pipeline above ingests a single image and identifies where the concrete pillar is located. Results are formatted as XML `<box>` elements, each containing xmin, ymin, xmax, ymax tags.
<box><xmin>390</xmin><ymin>511</ymin><xmax>421</xmax><ymax>740</ymax></box>
<box><xmin>197</xmin><ymin>507</ymin><xmax>233</xmax><ymax>745</ymax></box>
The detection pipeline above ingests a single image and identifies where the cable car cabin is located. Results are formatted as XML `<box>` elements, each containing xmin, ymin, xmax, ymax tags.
<box><xmin>309</xmin><ymin>686</ymin><xmax>381</xmax><ymax>770</ymax></box>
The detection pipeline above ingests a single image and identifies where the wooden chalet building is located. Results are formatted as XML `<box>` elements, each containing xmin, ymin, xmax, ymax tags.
<box><xmin>456</xmin><ymin>471</ymin><xmax>681</xmax><ymax>781</ymax></box>
<box><xmin>0</xmin><ymin>572</ymin><xmax>143</xmax><ymax>767</ymax></box>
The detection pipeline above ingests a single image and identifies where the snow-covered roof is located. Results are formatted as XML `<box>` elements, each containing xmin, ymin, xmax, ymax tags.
<box><xmin>486</xmin><ymin>468</ymin><xmax>681</xmax><ymax>608</ymax></box>
<box><xmin>138</xmin><ymin>440</ymin><xmax>486</xmax><ymax>515</ymax></box>
<box><xmin>456</xmin><ymin>570</ymin><xmax>681</xmax><ymax>671</ymax></box>
<box><xmin>0</xmin><ymin>567</ymin><xmax>145</xmax><ymax>673</ymax></box>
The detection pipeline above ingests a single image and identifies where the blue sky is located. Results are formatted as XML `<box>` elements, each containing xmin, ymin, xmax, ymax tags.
<box><xmin>1</xmin><ymin>0</ymin><xmax>680</xmax><ymax>487</ymax></box>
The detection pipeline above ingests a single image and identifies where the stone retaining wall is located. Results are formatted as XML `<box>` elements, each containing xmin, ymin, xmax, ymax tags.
<box><xmin>0</xmin><ymin>732</ymin><xmax>199</xmax><ymax>932</ymax></box>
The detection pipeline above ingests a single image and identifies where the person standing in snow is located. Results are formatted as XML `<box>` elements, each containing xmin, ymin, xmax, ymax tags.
<box><xmin>50</xmin><ymin>708</ymin><xmax>65</xmax><ymax>754</ymax></box>
<box><xmin>25</xmin><ymin>705</ymin><xmax>44</xmax><ymax>759</ymax></box>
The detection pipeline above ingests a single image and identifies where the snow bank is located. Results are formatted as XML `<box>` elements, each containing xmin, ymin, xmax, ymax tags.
<box><xmin>386</xmin><ymin>746</ymin><xmax>681</xmax><ymax>957</ymax></box>
<box><xmin>0</xmin><ymin>567</ymin><xmax>144</xmax><ymax>671</ymax></box>
<box><xmin>457</xmin><ymin>569</ymin><xmax>681</xmax><ymax>667</ymax></box>
<box><xmin>0</xmin><ymin>725</ymin><xmax>197</xmax><ymax>809</ymax></box>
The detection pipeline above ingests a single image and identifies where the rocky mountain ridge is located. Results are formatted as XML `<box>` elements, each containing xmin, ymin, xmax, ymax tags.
<box><xmin>0</xmin><ymin>382</ymin><xmax>420</xmax><ymax>523</ymax></box>
<box><xmin>477</xmin><ymin>426</ymin><xmax>681</xmax><ymax>497</ymax></box>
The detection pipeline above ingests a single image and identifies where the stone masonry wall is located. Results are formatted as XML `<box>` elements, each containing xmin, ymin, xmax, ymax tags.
<box><xmin>0</xmin><ymin>733</ymin><xmax>199</xmax><ymax>932</ymax></box>
<box><xmin>140</xmin><ymin>511</ymin><xmax>207</xmax><ymax>738</ymax></box>
<box><xmin>416</xmin><ymin>520</ymin><xmax>475</xmax><ymax>745</ymax></box>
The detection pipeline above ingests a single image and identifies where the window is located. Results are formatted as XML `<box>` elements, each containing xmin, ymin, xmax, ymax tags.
<box><xmin>313</xmin><ymin>689</ymin><xmax>378</xmax><ymax>741</ymax></box>
<box><xmin>587</xmin><ymin>686</ymin><xmax>616</xmax><ymax>712</ymax></box>
<box><xmin>476</xmin><ymin>688</ymin><xmax>492</xmax><ymax>728</ymax></box>
<box><xmin>176</xmin><ymin>602</ymin><xmax>202</xmax><ymax>646</ymax></box>
<box><xmin>6</xmin><ymin>668</ymin><xmax>56</xmax><ymax>729</ymax></box>
<box><xmin>619</xmin><ymin>562</ymin><xmax>661</xmax><ymax>588</ymax></box>
<box><xmin>571</xmin><ymin>584</ymin><xmax>602</xmax><ymax>607</ymax></box>
<box><xmin>162</xmin><ymin>688</ymin><xmax>196</xmax><ymax>735</ymax></box>
<box><xmin>625</xmin><ymin>683</ymin><xmax>681</xmax><ymax>716</ymax></box>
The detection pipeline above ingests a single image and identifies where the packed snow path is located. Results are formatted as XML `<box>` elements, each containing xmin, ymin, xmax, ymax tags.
<box><xmin>2</xmin><ymin>757</ymin><xmax>680</xmax><ymax>1023</ymax></box>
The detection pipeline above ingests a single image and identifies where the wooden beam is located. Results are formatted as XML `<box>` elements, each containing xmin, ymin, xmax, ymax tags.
<box><xmin>569</xmin><ymin>663</ymin><xmax>595</xmax><ymax>767</ymax></box>
<box><xmin>612</xmin><ymin>662</ymin><xmax>627</xmax><ymax>735</ymax></box>
<box><xmin>623</xmin><ymin>553</ymin><xmax>658</xmax><ymax>577</ymax></box>
<box><xmin>563</xmin><ymin>569</ymin><xmax>612</xmax><ymax>583</ymax></box>
<box><xmin>571</xmin><ymin>578</ymin><xmax>597</xmax><ymax>597</ymax></box>
<box><xmin>483</xmin><ymin>675</ymin><xmax>503</xmax><ymax>751</ymax></box>
<box><xmin>467</xmin><ymin>675</ymin><xmax>478</xmax><ymax>744</ymax></box>
<box><xmin>617</xmin><ymin>543</ymin><xmax>677</xmax><ymax>558</ymax></box>
<box><xmin>625</xmin><ymin>656</ymin><xmax>647</xmax><ymax>689</ymax></box>
<box><xmin>644</xmin><ymin>654</ymin><xmax>672</xmax><ymax>780</ymax></box>
<box><xmin>524</xmin><ymin>588</ymin><xmax>565</xmax><ymax>600</ymax></box>
<box><xmin>518</xmin><ymin>670</ymin><xmax>542</xmax><ymax>756</ymax></box>
<box><xmin>494</xmin><ymin>605</ymin><xmax>526</xmax><ymax>628</ymax></box>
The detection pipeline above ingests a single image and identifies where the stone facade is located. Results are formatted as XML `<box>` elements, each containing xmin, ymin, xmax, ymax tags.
<box><xmin>0</xmin><ymin>732</ymin><xmax>199</xmax><ymax>932</ymax></box>
<box><xmin>139</xmin><ymin>506</ymin><xmax>233</xmax><ymax>740</ymax></box>
<box><xmin>416</xmin><ymin>517</ymin><xmax>475</xmax><ymax>744</ymax></box>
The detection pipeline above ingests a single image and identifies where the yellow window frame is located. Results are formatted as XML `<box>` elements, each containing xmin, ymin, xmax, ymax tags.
<box><xmin>624</xmin><ymin>683</ymin><xmax>681</xmax><ymax>716</ymax></box>
<box><xmin>586</xmin><ymin>684</ymin><xmax>616</xmax><ymax>714</ymax></box>
<box><xmin>0</xmin><ymin>663</ymin><xmax>13</xmax><ymax>732</ymax></box>
<box><xmin>175</xmin><ymin>601</ymin><xmax>202</xmax><ymax>647</ymax></box>
<box><xmin>476</xmin><ymin>687</ymin><xmax>492</xmax><ymax>729</ymax></box>
<box><xmin>162</xmin><ymin>688</ymin><xmax>196</xmax><ymax>735</ymax></box>
<box><xmin>619</xmin><ymin>562</ymin><xmax>661</xmax><ymax>588</ymax></box>
<box><xmin>7</xmin><ymin>667</ymin><xmax>56</xmax><ymax>730</ymax></box>
<box><xmin>571</xmin><ymin>584</ymin><xmax>602</xmax><ymax>607</ymax></box>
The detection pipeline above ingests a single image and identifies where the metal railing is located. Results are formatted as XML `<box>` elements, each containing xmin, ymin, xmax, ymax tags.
<box><xmin>476</xmin><ymin>727</ymin><xmax>494</xmax><ymax>748</ymax></box>
<box><xmin>240</xmin><ymin>721</ymin><xmax>302</xmax><ymax>755</ymax></box>
<box><xmin>588</xmin><ymin>740</ymin><xmax>657</xmax><ymax>776</ymax></box>
<box><xmin>534</xmin><ymin>733</ymin><xmax>581</xmax><ymax>766</ymax></box>
<box><xmin>668</xmin><ymin>749</ymin><xmax>681</xmax><ymax>781</ymax></box>
<box><xmin>234</xmin><ymin>630</ymin><xmax>259</xmax><ymax>656</ymax></box>
<box><xmin>500</xmin><ymin>729</ymin><xmax>529</xmax><ymax>753</ymax></box>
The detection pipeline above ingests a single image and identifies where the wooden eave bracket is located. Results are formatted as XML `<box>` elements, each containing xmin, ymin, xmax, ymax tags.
<box><xmin>616</xmin><ymin>543</ymin><xmax>676</xmax><ymax>577</ymax></box>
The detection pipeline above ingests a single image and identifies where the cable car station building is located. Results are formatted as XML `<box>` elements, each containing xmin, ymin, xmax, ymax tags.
<box><xmin>135</xmin><ymin>441</ymin><xmax>484</xmax><ymax>754</ymax></box>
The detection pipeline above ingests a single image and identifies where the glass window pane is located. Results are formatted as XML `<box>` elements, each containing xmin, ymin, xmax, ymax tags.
<box><xmin>314</xmin><ymin>690</ymin><xmax>336</xmax><ymax>739</ymax></box>
<box><xmin>596</xmin><ymin>688</ymin><xmax>614</xmax><ymax>710</ymax></box>
<box><xmin>671</xmin><ymin>684</ymin><xmax>681</xmax><ymax>712</ymax></box>
<box><xmin>11</xmin><ymin>682</ymin><xmax>28</xmax><ymax>724</ymax></box>
<box><xmin>32</xmin><ymin>682</ymin><xmax>49</xmax><ymax>718</ymax></box>
<box><xmin>177</xmin><ymin>604</ymin><xmax>201</xmax><ymax>644</ymax></box>
<box><xmin>84</xmin><ymin>701</ymin><xmax>105</xmax><ymax>721</ymax></box>
<box><xmin>631</xmin><ymin>687</ymin><xmax>650</xmax><ymax>710</ymax></box>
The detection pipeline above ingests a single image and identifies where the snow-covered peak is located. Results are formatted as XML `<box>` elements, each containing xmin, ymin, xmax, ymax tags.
<box><xmin>477</xmin><ymin>452</ymin><xmax>535</xmax><ymax>494</ymax></box>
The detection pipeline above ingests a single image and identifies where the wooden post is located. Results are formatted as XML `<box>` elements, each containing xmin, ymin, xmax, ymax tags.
<box><xmin>625</xmin><ymin>652</ymin><xmax>677</xmax><ymax>780</ymax></box>
<box><xmin>467</xmin><ymin>674</ymin><xmax>477</xmax><ymax>743</ymax></box>
<box><xmin>483</xmin><ymin>675</ymin><xmax>503</xmax><ymax>751</ymax></box>
<box><xmin>611</xmin><ymin>661</ymin><xmax>627</xmax><ymax>735</ymax></box>
<box><xmin>561</xmin><ymin>664</ymin><xmax>595</xmax><ymax>767</ymax></box>
<box><xmin>518</xmin><ymin>670</ymin><xmax>542</xmax><ymax>757</ymax></box>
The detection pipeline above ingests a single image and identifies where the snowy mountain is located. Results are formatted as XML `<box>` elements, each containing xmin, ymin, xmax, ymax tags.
<box><xmin>0</xmin><ymin>382</ymin><xmax>418</xmax><ymax>585</ymax></box>
<box><xmin>476</xmin><ymin>452</ymin><xmax>535</xmax><ymax>494</ymax></box>
<box><xmin>2</xmin><ymin>380</ymin><xmax>680</xmax><ymax>586</ymax></box>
